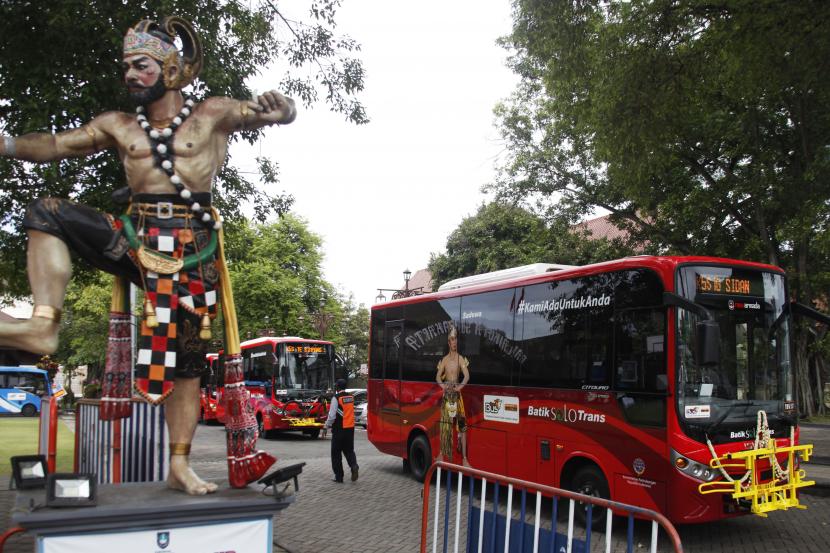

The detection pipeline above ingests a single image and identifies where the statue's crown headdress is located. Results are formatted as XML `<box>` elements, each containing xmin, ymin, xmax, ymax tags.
<box><xmin>123</xmin><ymin>17</ymin><xmax>202</xmax><ymax>90</ymax></box>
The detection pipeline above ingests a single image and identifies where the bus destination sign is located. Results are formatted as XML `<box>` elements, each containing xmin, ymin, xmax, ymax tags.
<box><xmin>286</xmin><ymin>344</ymin><xmax>325</xmax><ymax>354</ymax></box>
<box><xmin>695</xmin><ymin>272</ymin><xmax>761</xmax><ymax>297</ymax></box>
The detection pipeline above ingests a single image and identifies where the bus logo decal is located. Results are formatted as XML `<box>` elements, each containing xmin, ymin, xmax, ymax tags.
<box><xmin>684</xmin><ymin>404</ymin><xmax>711</xmax><ymax>419</ymax></box>
<box><xmin>633</xmin><ymin>458</ymin><xmax>646</xmax><ymax>476</ymax></box>
<box><xmin>482</xmin><ymin>395</ymin><xmax>519</xmax><ymax>424</ymax></box>
<box><xmin>527</xmin><ymin>404</ymin><xmax>606</xmax><ymax>424</ymax></box>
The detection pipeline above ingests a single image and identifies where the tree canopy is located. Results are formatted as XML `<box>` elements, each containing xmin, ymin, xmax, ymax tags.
<box><xmin>494</xmin><ymin>0</ymin><xmax>830</xmax><ymax>412</ymax></box>
<box><xmin>0</xmin><ymin>0</ymin><xmax>366</xmax><ymax>297</ymax></box>
<box><xmin>495</xmin><ymin>0</ymin><xmax>828</xmax><ymax>294</ymax></box>
<box><xmin>224</xmin><ymin>215</ymin><xmax>332</xmax><ymax>340</ymax></box>
<box><xmin>429</xmin><ymin>202</ymin><xmax>633</xmax><ymax>288</ymax></box>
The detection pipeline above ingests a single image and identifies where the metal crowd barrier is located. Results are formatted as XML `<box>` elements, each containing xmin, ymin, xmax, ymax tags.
<box><xmin>421</xmin><ymin>461</ymin><xmax>683</xmax><ymax>553</ymax></box>
<box><xmin>75</xmin><ymin>399</ymin><xmax>168</xmax><ymax>484</ymax></box>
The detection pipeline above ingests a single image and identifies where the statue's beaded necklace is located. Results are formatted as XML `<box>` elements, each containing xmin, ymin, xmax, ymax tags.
<box><xmin>135</xmin><ymin>98</ymin><xmax>222</xmax><ymax>231</ymax></box>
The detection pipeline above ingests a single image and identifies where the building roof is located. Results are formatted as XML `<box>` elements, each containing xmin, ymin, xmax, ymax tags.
<box><xmin>401</xmin><ymin>269</ymin><xmax>433</xmax><ymax>294</ymax></box>
<box><xmin>573</xmin><ymin>214</ymin><xmax>631</xmax><ymax>242</ymax></box>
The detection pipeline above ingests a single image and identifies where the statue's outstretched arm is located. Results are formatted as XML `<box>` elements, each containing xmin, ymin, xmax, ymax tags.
<box><xmin>1</xmin><ymin>112</ymin><xmax>118</xmax><ymax>162</ymax></box>
<box><xmin>214</xmin><ymin>92</ymin><xmax>296</xmax><ymax>134</ymax></box>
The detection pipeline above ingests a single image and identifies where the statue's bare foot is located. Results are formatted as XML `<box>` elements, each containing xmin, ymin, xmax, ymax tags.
<box><xmin>0</xmin><ymin>317</ymin><xmax>59</xmax><ymax>355</ymax></box>
<box><xmin>168</xmin><ymin>457</ymin><xmax>218</xmax><ymax>495</ymax></box>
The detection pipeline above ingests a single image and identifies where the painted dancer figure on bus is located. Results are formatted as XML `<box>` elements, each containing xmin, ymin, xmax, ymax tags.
<box><xmin>0</xmin><ymin>16</ymin><xmax>295</xmax><ymax>494</ymax></box>
<box><xmin>436</xmin><ymin>325</ymin><xmax>470</xmax><ymax>466</ymax></box>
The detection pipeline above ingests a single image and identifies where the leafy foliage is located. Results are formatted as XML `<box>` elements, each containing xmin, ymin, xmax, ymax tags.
<box><xmin>54</xmin><ymin>272</ymin><xmax>113</xmax><ymax>377</ymax></box>
<box><xmin>429</xmin><ymin>202</ymin><xmax>633</xmax><ymax>288</ymax></box>
<box><xmin>224</xmin><ymin>215</ymin><xmax>333</xmax><ymax>340</ymax></box>
<box><xmin>336</xmin><ymin>296</ymin><xmax>369</xmax><ymax>380</ymax></box>
<box><xmin>0</xmin><ymin>0</ymin><xmax>366</xmax><ymax>296</ymax></box>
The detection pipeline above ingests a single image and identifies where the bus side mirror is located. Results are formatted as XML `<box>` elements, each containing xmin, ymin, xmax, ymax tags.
<box><xmin>695</xmin><ymin>320</ymin><xmax>720</xmax><ymax>366</ymax></box>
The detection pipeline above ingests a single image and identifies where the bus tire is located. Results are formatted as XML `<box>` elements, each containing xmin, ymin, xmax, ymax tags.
<box><xmin>198</xmin><ymin>409</ymin><xmax>205</xmax><ymax>424</ymax></box>
<box><xmin>21</xmin><ymin>404</ymin><xmax>37</xmax><ymax>417</ymax></box>
<box><xmin>570</xmin><ymin>465</ymin><xmax>610</xmax><ymax>530</ymax></box>
<box><xmin>257</xmin><ymin>416</ymin><xmax>271</xmax><ymax>439</ymax></box>
<box><xmin>304</xmin><ymin>428</ymin><xmax>320</xmax><ymax>439</ymax></box>
<box><xmin>408</xmin><ymin>434</ymin><xmax>432</xmax><ymax>483</ymax></box>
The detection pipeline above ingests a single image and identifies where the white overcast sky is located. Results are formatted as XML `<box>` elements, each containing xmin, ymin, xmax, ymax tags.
<box><xmin>234</xmin><ymin>1</ymin><xmax>519</xmax><ymax>308</ymax></box>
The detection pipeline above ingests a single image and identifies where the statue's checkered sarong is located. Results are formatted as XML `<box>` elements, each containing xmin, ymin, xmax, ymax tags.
<box><xmin>133</xmin><ymin>225</ymin><xmax>217</xmax><ymax>404</ymax></box>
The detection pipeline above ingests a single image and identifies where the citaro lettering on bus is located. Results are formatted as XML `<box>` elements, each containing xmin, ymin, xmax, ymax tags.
<box><xmin>527</xmin><ymin>404</ymin><xmax>606</xmax><ymax>424</ymax></box>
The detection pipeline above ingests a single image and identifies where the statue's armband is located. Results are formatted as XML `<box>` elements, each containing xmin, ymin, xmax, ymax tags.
<box><xmin>82</xmin><ymin>125</ymin><xmax>100</xmax><ymax>152</ymax></box>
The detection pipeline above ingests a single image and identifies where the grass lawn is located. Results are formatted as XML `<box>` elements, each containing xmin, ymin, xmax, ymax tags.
<box><xmin>803</xmin><ymin>414</ymin><xmax>830</xmax><ymax>425</ymax></box>
<box><xmin>0</xmin><ymin>416</ymin><xmax>75</xmax><ymax>476</ymax></box>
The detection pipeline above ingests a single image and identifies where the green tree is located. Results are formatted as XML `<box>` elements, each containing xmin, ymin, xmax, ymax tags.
<box><xmin>225</xmin><ymin>215</ymin><xmax>336</xmax><ymax>341</ymax></box>
<box><xmin>336</xmin><ymin>296</ymin><xmax>369</xmax><ymax>380</ymax></box>
<box><xmin>0</xmin><ymin>0</ymin><xmax>366</xmax><ymax>297</ymax></box>
<box><xmin>494</xmin><ymin>0</ymin><xmax>830</xmax><ymax>413</ymax></box>
<box><xmin>429</xmin><ymin>202</ymin><xmax>632</xmax><ymax>288</ymax></box>
<box><xmin>55</xmin><ymin>272</ymin><xmax>114</xmax><ymax>379</ymax></box>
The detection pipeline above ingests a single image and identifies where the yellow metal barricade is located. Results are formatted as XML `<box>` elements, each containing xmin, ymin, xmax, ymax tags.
<box><xmin>699</xmin><ymin>411</ymin><xmax>815</xmax><ymax>516</ymax></box>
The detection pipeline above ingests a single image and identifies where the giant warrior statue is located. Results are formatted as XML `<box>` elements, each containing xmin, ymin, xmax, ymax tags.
<box><xmin>0</xmin><ymin>17</ymin><xmax>297</xmax><ymax>494</ymax></box>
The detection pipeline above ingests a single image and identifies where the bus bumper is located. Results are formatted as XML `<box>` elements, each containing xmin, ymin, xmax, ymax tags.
<box><xmin>669</xmin><ymin>470</ymin><xmax>747</xmax><ymax>523</ymax></box>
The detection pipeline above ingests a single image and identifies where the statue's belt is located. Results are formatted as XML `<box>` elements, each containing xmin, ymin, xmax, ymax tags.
<box><xmin>119</xmin><ymin>214</ymin><xmax>217</xmax><ymax>274</ymax></box>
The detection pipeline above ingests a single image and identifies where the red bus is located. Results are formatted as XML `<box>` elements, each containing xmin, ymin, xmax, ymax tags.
<box><xmin>367</xmin><ymin>256</ymin><xmax>820</xmax><ymax>525</ymax></box>
<box><xmin>216</xmin><ymin>336</ymin><xmax>338</xmax><ymax>439</ymax></box>
<box><xmin>199</xmin><ymin>353</ymin><xmax>220</xmax><ymax>424</ymax></box>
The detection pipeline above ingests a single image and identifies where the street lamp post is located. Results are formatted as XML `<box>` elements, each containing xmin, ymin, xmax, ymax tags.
<box><xmin>301</xmin><ymin>300</ymin><xmax>334</xmax><ymax>340</ymax></box>
<box><xmin>375</xmin><ymin>268</ymin><xmax>424</xmax><ymax>303</ymax></box>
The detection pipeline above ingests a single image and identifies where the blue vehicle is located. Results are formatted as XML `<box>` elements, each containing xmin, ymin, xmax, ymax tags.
<box><xmin>0</xmin><ymin>366</ymin><xmax>53</xmax><ymax>416</ymax></box>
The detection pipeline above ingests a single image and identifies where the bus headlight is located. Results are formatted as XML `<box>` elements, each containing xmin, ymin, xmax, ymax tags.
<box><xmin>671</xmin><ymin>449</ymin><xmax>718</xmax><ymax>482</ymax></box>
<box><xmin>272</xmin><ymin>406</ymin><xmax>284</xmax><ymax>416</ymax></box>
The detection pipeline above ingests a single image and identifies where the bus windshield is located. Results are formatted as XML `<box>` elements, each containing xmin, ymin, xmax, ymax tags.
<box><xmin>675</xmin><ymin>266</ymin><xmax>794</xmax><ymax>444</ymax></box>
<box><xmin>276</xmin><ymin>343</ymin><xmax>334</xmax><ymax>398</ymax></box>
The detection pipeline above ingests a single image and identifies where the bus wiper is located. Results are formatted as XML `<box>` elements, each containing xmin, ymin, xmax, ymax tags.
<box><xmin>705</xmin><ymin>401</ymin><xmax>754</xmax><ymax>434</ymax></box>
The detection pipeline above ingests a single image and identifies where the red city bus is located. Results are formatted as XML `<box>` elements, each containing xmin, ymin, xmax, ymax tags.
<box><xmin>367</xmin><ymin>257</ymin><xmax>820</xmax><ymax>525</ymax></box>
<box><xmin>199</xmin><ymin>353</ymin><xmax>220</xmax><ymax>424</ymax></box>
<box><xmin>216</xmin><ymin>336</ymin><xmax>337</xmax><ymax>439</ymax></box>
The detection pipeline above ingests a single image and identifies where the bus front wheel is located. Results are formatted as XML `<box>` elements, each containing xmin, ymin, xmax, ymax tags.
<box><xmin>21</xmin><ymin>404</ymin><xmax>37</xmax><ymax>417</ymax></box>
<box><xmin>570</xmin><ymin>465</ymin><xmax>610</xmax><ymax>530</ymax></box>
<box><xmin>408</xmin><ymin>434</ymin><xmax>432</xmax><ymax>483</ymax></box>
<box><xmin>257</xmin><ymin>416</ymin><xmax>271</xmax><ymax>439</ymax></box>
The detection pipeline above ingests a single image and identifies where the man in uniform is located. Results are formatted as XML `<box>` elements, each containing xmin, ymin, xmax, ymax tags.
<box><xmin>0</xmin><ymin>17</ymin><xmax>296</xmax><ymax>494</ymax></box>
<box><xmin>435</xmin><ymin>325</ymin><xmax>470</xmax><ymax>466</ymax></box>
<box><xmin>325</xmin><ymin>379</ymin><xmax>359</xmax><ymax>483</ymax></box>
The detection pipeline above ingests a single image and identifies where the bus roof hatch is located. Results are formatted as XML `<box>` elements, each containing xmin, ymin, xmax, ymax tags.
<box><xmin>437</xmin><ymin>263</ymin><xmax>578</xmax><ymax>292</ymax></box>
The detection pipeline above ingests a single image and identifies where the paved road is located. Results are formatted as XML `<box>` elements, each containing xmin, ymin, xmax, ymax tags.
<box><xmin>3</xmin><ymin>421</ymin><xmax>829</xmax><ymax>552</ymax></box>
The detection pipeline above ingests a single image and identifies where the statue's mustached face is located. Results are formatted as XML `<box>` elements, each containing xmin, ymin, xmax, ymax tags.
<box><xmin>129</xmin><ymin>78</ymin><xmax>167</xmax><ymax>106</ymax></box>
<box><xmin>122</xmin><ymin>54</ymin><xmax>167</xmax><ymax>106</ymax></box>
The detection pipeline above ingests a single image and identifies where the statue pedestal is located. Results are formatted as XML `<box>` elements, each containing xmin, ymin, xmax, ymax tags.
<box><xmin>12</xmin><ymin>480</ymin><xmax>292</xmax><ymax>551</ymax></box>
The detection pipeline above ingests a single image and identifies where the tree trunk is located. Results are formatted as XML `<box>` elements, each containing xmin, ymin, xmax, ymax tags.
<box><xmin>795</xmin><ymin>326</ymin><xmax>814</xmax><ymax>418</ymax></box>
<box><xmin>816</xmin><ymin>355</ymin><xmax>825</xmax><ymax>417</ymax></box>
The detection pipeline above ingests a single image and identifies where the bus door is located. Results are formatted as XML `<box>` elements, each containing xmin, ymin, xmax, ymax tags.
<box><xmin>379</xmin><ymin>320</ymin><xmax>404</xmax><ymax>454</ymax></box>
